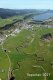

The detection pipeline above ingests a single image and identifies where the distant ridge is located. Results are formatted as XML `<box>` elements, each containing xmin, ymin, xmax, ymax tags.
<box><xmin>0</xmin><ymin>8</ymin><xmax>53</xmax><ymax>19</ymax></box>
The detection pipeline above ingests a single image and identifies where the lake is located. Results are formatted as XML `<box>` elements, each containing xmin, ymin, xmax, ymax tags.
<box><xmin>32</xmin><ymin>11</ymin><xmax>53</xmax><ymax>21</ymax></box>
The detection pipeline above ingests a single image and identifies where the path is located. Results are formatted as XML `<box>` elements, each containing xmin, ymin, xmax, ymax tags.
<box><xmin>1</xmin><ymin>41</ymin><xmax>11</xmax><ymax>80</ymax></box>
<box><xmin>33</xmin><ymin>65</ymin><xmax>47</xmax><ymax>80</ymax></box>
<box><xmin>30</xmin><ymin>38</ymin><xmax>34</xmax><ymax>44</ymax></box>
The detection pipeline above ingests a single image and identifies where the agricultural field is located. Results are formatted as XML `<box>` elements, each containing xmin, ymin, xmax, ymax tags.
<box><xmin>0</xmin><ymin>25</ymin><xmax>53</xmax><ymax>80</ymax></box>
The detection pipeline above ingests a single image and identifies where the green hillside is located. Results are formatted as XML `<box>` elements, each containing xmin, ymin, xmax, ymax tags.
<box><xmin>0</xmin><ymin>26</ymin><xmax>53</xmax><ymax>80</ymax></box>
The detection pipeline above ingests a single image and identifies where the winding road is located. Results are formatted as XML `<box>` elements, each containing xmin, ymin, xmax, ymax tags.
<box><xmin>1</xmin><ymin>41</ymin><xmax>11</xmax><ymax>80</ymax></box>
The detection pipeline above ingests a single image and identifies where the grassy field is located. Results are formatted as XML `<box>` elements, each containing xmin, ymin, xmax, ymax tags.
<box><xmin>0</xmin><ymin>15</ymin><xmax>23</xmax><ymax>28</ymax></box>
<box><xmin>0</xmin><ymin>26</ymin><xmax>52</xmax><ymax>80</ymax></box>
<box><xmin>0</xmin><ymin>46</ymin><xmax>9</xmax><ymax>80</ymax></box>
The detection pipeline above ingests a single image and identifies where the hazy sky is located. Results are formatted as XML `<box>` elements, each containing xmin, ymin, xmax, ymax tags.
<box><xmin>0</xmin><ymin>0</ymin><xmax>53</xmax><ymax>9</ymax></box>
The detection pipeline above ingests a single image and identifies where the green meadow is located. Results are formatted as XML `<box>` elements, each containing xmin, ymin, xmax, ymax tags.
<box><xmin>0</xmin><ymin>15</ymin><xmax>23</xmax><ymax>28</ymax></box>
<box><xmin>0</xmin><ymin>26</ymin><xmax>52</xmax><ymax>80</ymax></box>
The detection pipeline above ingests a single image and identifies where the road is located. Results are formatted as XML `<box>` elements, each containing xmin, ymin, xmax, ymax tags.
<box><xmin>1</xmin><ymin>41</ymin><xmax>11</xmax><ymax>80</ymax></box>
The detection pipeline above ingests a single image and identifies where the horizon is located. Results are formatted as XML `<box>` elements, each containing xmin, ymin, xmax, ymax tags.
<box><xmin>0</xmin><ymin>8</ymin><xmax>53</xmax><ymax>11</ymax></box>
<box><xmin>0</xmin><ymin>0</ymin><xmax>53</xmax><ymax>10</ymax></box>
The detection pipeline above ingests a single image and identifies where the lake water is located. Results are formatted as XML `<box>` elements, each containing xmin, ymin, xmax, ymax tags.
<box><xmin>32</xmin><ymin>12</ymin><xmax>53</xmax><ymax>21</ymax></box>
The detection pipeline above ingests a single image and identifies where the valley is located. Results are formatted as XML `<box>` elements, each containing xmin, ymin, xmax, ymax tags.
<box><xmin>0</xmin><ymin>9</ymin><xmax>53</xmax><ymax>80</ymax></box>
